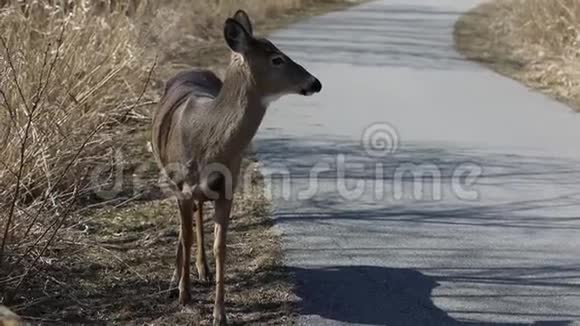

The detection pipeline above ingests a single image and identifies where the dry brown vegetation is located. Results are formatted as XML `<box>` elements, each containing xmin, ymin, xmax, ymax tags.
<box><xmin>0</xmin><ymin>0</ymin><xmax>355</xmax><ymax>323</ymax></box>
<box><xmin>455</xmin><ymin>0</ymin><xmax>580</xmax><ymax>110</ymax></box>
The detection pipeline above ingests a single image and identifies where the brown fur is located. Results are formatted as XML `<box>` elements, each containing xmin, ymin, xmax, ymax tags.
<box><xmin>152</xmin><ymin>60</ymin><xmax>266</xmax><ymax>198</ymax></box>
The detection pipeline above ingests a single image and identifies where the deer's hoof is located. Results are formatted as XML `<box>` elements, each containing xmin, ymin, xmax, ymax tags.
<box><xmin>178</xmin><ymin>289</ymin><xmax>191</xmax><ymax>306</ymax></box>
<box><xmin>213</xmin><ymin>312</ymin><xmax>227</xmax><ymax>326</ymax></box>
<box><xmin>197</xmin><ymin>264</ymin><xmax>212</xmax><ymax>284</ymax></box>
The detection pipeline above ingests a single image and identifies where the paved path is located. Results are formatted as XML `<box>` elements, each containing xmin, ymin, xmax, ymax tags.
<box><xmin>255</xmin><ymin>0</ymin><xmax>580</xmax><ymax>324</ymax></box>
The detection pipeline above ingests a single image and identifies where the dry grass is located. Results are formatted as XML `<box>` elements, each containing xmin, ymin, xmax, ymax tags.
<box><xmin>454</xmin><ymin>0</ymin><xmax>580</xmax><ymax>110</ymax></box>
<box><xmin>0</xmin><ymin>0</ymin><xmax>358</xmax><ymax>323</ymax></box>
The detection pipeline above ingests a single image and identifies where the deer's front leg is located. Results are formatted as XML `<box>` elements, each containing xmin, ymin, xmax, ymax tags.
<box><xmin>212</xmin><ymin>198</ymin><xmax>231</xmax><ymax>326</ymax></box>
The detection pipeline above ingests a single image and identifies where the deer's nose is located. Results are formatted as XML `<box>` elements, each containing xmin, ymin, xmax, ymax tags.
<box><xmin>300</xmin><ymin>77</ymin><xmax>322</xmax><ymax>96</ymax></box>
<box><xmin>310</xmin><ymin>78</ymin><xmax>322</xmax><ymax>93</ymax></box>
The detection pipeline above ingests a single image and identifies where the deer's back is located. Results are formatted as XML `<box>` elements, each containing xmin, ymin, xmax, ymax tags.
<box><xmin>152</xmin><ymin>69</ymin><xmax>222</xmax><ymax>168</ymax></box>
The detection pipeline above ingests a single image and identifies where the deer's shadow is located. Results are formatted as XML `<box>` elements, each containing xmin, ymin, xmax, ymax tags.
<box><xmin>290</xmin><ymin>265</ymin><xmax>574</xmax><ymax>326</ymax></box>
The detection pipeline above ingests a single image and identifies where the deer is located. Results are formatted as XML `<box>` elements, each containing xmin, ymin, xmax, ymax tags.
<box><xmin>150</xmin><ymin>10</ymin><xmax>322</xmax><ymax>325</ymax></box>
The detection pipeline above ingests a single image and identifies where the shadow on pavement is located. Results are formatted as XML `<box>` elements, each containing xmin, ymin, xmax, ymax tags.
<box><xmin>291</xmin><ymin>265</ymin><xmax>575</xmax><ymax>326</ymax></box>
<box><xmin>256</xmin><ymin>136</ymin><xmax>580</xmax><ymax>232</ymax></box>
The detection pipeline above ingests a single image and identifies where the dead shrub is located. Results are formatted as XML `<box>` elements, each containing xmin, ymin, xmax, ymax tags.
<box><xmin>455</xmin><ymin>0</ymin><xmax>580</xmax><ymax>109</ymax></box>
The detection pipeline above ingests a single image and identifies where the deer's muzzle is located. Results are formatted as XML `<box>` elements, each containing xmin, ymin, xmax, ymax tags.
<box><xmin>300</xmin><ymin>77</ymin><xmax>322</xmax><ymax>96</ymax></box>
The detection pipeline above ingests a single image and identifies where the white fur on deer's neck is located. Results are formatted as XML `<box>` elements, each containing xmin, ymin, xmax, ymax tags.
<box><xmin>227</xmin><ymin>52</ymin><xmax>283</xmax><ymax>108</ymax></box>
<box><xmin>261</xmin><ymin>93</ymin><xmax>283</xmax><ymax>107</ymax></box>
<box><xmin>231</xmin><ymin>52</ymin><xmax>245</xmax><ymax>65</ymax></box>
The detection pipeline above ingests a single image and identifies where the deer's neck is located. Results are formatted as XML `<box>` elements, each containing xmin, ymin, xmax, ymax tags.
<box><xmin>209</xmin><ymin>55</ymin><xmax>267</xmax><ymax>160</ymax></box>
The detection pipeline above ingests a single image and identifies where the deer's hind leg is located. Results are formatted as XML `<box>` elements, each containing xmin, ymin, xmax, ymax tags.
<box><xmin>194</xmin><ymin>200</ymin><xmax>211</xmax><ymax>282</ymax></box>
<box><xmin>177</xmin><ymin>197</ymin><xmax>194</xmax><ymax>305</ymax></box>
<box><xmin>170</xmin><ymin>227</ymin><xmax>183</xmax><ymax>296</ymax></box>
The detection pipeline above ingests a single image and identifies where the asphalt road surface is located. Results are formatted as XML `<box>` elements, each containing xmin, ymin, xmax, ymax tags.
<box><xmin>254</xmin><ymin>0</ymin><xmax>580</xmax><ymax>324</ymax></box>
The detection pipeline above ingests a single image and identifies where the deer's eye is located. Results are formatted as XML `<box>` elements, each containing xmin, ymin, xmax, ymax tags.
<box><xmin>271</xmin><ymin>56</ymin><xmax>285</xmax><ymax>66</ymax></box>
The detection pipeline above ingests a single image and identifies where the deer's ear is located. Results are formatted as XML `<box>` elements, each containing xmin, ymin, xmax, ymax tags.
<box><xmin>233</xmin><ymin>10</ymin><xmax>253</xmax><ymax>36</ymax></box>
<box><xmin>224</xmin><ymin>18</ymin><xmax>250</xmax><ymax>54</ymax></box>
